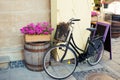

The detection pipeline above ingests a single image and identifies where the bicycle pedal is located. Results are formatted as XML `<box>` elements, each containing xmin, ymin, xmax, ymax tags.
<box><xmin>67</xmin><ymin>60</ymin><xmax>71</xmax><ymax>64</ymax></box>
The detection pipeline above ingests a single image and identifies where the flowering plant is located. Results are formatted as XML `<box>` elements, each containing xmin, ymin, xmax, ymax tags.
<box><xmin>91</xmin><ymin>11</ymin><xmax>99</xmax><ymax>17</ymax></box>
<box><xmin>20</xmin><ymin>22</ymin><xmax>54</xmax><ymax>35</ymax></box>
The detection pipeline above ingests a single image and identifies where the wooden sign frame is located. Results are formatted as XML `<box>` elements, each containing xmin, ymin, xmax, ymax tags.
<box><xmin>94</xmin><ymin>22</ymin><xmax>112</xmax><ymax>59</ymax></box>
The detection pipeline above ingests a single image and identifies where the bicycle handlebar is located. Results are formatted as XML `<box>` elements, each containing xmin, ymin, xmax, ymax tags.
<box><xmin>68</xmin><ymin>18</ymin><xmax>80</xmax><ymax>25</ymax></box>
<box><xmin>70</xmin><ymin>18</ymin><xmax>80</xmax><ymax>21</ymax></box>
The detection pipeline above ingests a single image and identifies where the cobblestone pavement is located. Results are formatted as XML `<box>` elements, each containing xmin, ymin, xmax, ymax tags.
<box><xmin>72</xmin><ymin>37</ymin><xmax>120</xmax><ymax>80</ymax></box>
<box><xmin>100</xmin><ymin>37</ymin><xmax>120</xmax><ymax>79</ymax></box>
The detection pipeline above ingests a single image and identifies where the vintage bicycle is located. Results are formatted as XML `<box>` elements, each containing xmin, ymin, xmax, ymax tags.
<box><xmin>43</xmin><ymin>18</ymin><xmax>104</xmax><ymax>79</ymax></box>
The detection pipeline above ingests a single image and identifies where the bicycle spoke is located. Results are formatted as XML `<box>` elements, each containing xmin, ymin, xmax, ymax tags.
<box><xmin>43</xmin><ymin>45</ymin><xmax>77</xmax><ymax>79</ymax></box>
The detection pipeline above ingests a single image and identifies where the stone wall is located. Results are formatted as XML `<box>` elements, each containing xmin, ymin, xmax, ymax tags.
<box><xmin>0</xmin><ymin>0</ymin><xmax>50</xmax><ymax>61</ymax></box>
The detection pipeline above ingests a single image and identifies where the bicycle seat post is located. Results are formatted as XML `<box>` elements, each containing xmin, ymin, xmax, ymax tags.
<box><xmin>86</xmin><ymin>28</ymin><xmax>96</xmax><ymax>38</ymax></box>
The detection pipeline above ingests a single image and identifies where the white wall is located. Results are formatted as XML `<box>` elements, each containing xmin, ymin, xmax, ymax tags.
<box><xmin>51</xmin><ymin>0</ymin><xmax>91</xmax><ymax>59</ymax></box>
<box><xmin>52</xmin><ymin>0</ymin><xmax>91</xmax><ymax>49</ymax></box>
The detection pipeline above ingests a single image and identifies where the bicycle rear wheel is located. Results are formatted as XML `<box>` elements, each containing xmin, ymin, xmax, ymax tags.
<box><xmin>87</xmin><ymin>39</ymin><xmax>104</xmax><ymax>66</ymax></box>
<box><xmin>43</xmin><ymin>45</ymin><xmax>77</xmax><ymax>79</ymax></box>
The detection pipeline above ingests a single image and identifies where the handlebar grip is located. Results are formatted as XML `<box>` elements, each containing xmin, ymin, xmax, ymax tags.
<box><xmin>72</xmin><ymin>19</ymin><xmax>80</xmax><ymax>21</ymax></box>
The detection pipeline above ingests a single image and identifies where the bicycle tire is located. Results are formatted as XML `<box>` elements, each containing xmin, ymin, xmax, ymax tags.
<box><xmin>43</xmin><ymin>45</ymin><xmax>77</xmax><ymax>79</ymax></box>
<box><xmin>87</xmin><ymin>39</ymin><xmax>104</xmax><ymax>66</ymax></box>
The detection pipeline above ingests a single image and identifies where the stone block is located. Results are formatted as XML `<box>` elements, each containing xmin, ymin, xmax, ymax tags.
<box><xmin>0</xmin><ymin>56</ymin><xmax>10</xmax><ymax>69</ymax></box>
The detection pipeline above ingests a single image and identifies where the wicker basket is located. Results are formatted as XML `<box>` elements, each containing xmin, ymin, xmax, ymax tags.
<box><xmin>24</xmin><ymin>34</ymin><xmax>51</xmax><ymax>42</ymax></box>
<box><xmin>54</xmin><ymin>22</ymin><xmax>69</xmax><ymax>42</ymax></box>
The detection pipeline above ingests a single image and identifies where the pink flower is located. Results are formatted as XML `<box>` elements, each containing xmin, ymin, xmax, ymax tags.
<box><xmin>28</xmin><ymin>30</ymin><xmax>35</xmax><ymax>35</ymax></box>
<box><xmin>42</xmin><ymin>22</ymin><xmax>49</xmax><ymax>27</ymax></box>
<box><xmin>20</xmin><ymin>28</ymin><xmax>25</xmax><ymax>34</ymax></box>
<box><xmin>20</xmin><ymin>22</ymin><xmax>54</xmax><ymax>35</ymax></box>
<box><xmin>36</xmin><ymin>22</ymin><xmax>42</xmax><ymax>27</ymax></box>
<box><xmin>29</xmin><ymin>23</ymin><xmax>35</xmax><ymax>27</ymax></box>
<box><xmin>49</xmin><ymin>28</ymin><xmax>54</xmax><ymax>32</ymax></box>
<box><xmin>91</xmin><ymin>11</ymin><xmax>99</xmax><ymax>17</ymax></box>
<box><xmin>44</xmin><ymin>32</ymin><xmax>49</xmax><ymax>35</ymax></box>
<box><xmin>41</xmin><ymin>27</ymin><xmax>47</xmax><ymax>31</ymax></box>
<box><xmin>36</xmin><ymin>29</ymin><xmax>43</xmax><ymax>34</ymax></box>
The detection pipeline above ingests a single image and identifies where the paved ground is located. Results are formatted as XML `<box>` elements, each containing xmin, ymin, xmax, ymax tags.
<box><xmin>99</xmin><ymin>37</ymin><xmax>120</xmax><ymax>79</ymax></box>
<box><xmin>0</xmin><ymin>38</ymin><xmax>120</xmax><ymax>80</ymax></box>
<box><xmin>71</xmin><ymin>37</ymin><xmax>120</xmax><ymax>80</ymax></box>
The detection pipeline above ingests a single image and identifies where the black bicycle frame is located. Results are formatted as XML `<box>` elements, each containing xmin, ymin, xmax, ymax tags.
<box><xmin>60</xmin><ymin>33</ymin><xmax>89</xmax><ymax>62</ymax></box>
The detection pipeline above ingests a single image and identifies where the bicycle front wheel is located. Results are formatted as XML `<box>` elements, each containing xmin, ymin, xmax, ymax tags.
<box><xmin>87</xmin><ymin>39</ymin><xmax>104</xmax><ymax>66</ymax></box>
<box><xmin>43</xmin><ymin>45</ymin><xmax>77</xmax><ymax>79</ymax></box>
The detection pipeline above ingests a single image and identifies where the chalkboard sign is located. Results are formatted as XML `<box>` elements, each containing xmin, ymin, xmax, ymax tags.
<box><xmin>95</xmin><ymin>22</ymin><xmax>110</xmax><ymax>42</ymax></box>
<box><xmin>94</xmin><ymin>22</ymin><xmax>112</xmax><ymax>59</ymax></box>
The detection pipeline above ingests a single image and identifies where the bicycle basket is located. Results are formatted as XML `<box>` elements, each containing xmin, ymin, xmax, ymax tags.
<box><xmin>54</xmin><ymin>22</ymin><xmax>70</xmax><ymax>42</ymax></box>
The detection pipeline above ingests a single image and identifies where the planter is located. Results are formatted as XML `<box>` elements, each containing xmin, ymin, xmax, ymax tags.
<box><xmin>24</xmin><ymin>42</ymin><xmax>50</xmax><ymax>71</ymax></box>
<box><xmin>91</xmin><ymin>16</ymin><xmax>98</xmax><ymax>22</ymax></box>
<box><xmin>24</xmin><ymin>34</ymin><xmax>51</xmax><ymax>42</ymax></box>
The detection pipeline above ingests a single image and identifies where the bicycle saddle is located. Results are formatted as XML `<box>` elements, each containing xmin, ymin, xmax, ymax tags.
<box><xmin>86</xmin><ymin>28</ymin><xmax>96</xmax><ymax>32</ymax></box>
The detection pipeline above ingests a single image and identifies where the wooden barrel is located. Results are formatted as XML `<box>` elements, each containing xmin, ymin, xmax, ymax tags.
<box><xmin>112</xmin><ymin>14</ymin><xmax>120</xmax><ymax>21</ymax></box>
<box><xmin>111</xmin><ymin>14</ymin><xmax>120</xmax><ymax>38</ymax></box>
<box><xmin>111</xmin><ymin>21</ymin><xmax>120</xmax><ymax>38</ymax></box>
<box><xmin>24</xmin><ymin>42</ymin><xmax>50</xmax><ymax>71</ymax></box>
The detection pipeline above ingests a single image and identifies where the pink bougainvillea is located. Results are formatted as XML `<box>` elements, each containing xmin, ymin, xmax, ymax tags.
<box><xmin>91</xmin><ymin>11</ymin><xmax>99</xmax><ymax>17</ymax></box>
<box><xmin>20</xmin><ymin>22</ymin><xmax>54</xmax><ymax>35</ymax></box>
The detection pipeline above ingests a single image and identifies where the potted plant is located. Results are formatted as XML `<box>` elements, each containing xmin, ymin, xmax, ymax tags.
<box><xmin>20</xmin><ymin>22</ymin><xmax>54</xmax><ymax>71</ymax></box>
<box><xmin>91</xmin><ymin>11</ymin><xmax>99</xmax><ymax>22</ymax></box>
<box><xmin>20</xmin><ymin>22</ymin><xmax>54</xmax><ymax>42</ymax></box>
